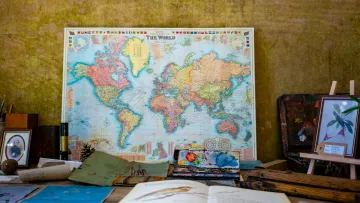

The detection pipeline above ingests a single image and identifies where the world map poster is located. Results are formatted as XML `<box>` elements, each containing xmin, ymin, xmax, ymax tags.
<box><xmin>62</xmin><ymin>28</ymin><xmax>256</xmax><ymax>161</ymax></box>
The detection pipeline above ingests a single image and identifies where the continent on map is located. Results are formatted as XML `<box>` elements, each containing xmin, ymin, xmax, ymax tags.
<box><xmin>117</xmin><ymin>109</ymin><xmax>141</xmax><ymax>146</ymax></box>
<box><xmin>198</xmin><ymin>82</ymin><xmax>228</xmax><ymax>104</ymax></box>
<box><xmin>122</xmin><ymin>38</ymin><xmax>150</xmax><ymax>77</ymax></box>
<box><xmin>150</xmin><ymin>94</ymin><xmax>185</xmax><ymax>133</ymax></box>
<box><xmin>217</xmin><ymin>120</ymin><xmax>239</xmax><ymax>138</ymax></box>
<box><xmin>71</xmin><ymin>35</ymin><xmax>143</xmax><ymax>147</ymax></box>
<box><xmin>149</xmin><ymin>52</ymin><xmax>251</xmax><ymax>138</ymax></box>
<box><xmin>96</xmin><ymin>86</ymin><xmax>121</xmax><ymax>105</ymax></box>
<box><xmin>88</xmin><ymin>66</ymin><xmax>130</xmax><ymax>90</ymax></box>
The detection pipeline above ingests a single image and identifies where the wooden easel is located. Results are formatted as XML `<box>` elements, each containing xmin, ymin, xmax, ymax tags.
<box><xmin>300</xmin><ymin>80</ymin><xmax>360</xmax><ymax>180</ymax></box>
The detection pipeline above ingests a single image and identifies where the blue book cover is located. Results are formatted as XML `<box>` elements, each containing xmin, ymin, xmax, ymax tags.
<box><xmin>21</xmin><ymin>186</ymin><xmax>114</xmax><ymax>203</ymax></box>
<box><xmin>0</xmin><ymin>186</ymin><xmax>38</xmax><ymax>203</ymax></box>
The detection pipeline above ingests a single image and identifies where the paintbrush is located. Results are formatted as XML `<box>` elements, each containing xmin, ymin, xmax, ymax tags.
<box><xmin>0</xmin><ymin>95</ymin><xmax>5</xmax><ymax>121</ymax></box>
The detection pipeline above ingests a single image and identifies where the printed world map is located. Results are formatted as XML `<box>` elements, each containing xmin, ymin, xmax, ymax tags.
<box><xmin>63</xmin><ymin>28</ymin><xmax>255</xmax><ymax>161</ymax></box>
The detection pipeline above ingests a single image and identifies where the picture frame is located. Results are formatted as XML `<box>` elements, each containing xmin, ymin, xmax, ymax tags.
<box><xmin>0</xmin><ymin>129</ymin><xmax>32</xmax><ymax>167</ymax></box>
<box><xmin>278</xmin><ymin>94</ymin><xmax>321</xmax><ymax>153</ymax></box>
<box><xmin>313</xmin><ymin>96</ymin><xmax>360</xmax><ymax>158</ymax></box>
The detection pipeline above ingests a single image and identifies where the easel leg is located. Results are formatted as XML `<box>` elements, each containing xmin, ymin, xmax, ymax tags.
<box><xmin>307</xmin><ymin>159</ymin><xmax>316</xmax><ymax>174</ymax></box>
<box><xmin>350</xmin><ymin>164</ymin><xmax>356</xmax><ymax>180</ymax></box>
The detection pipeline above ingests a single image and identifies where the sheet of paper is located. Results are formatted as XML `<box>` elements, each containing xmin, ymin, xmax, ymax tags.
<box><xmin>37</xmin><ymin>157</ymin><xmax>82</xmax><ymax>170</ymax></box>
<box><xmin>324</xmin><ymin>144</ymin><xmax>345</xmax><ymax>155</ymax></box>
<box><xmin>18</xmin><ymin>164</ymin><xmax>71</xmax><ymax>182</ymax></box>
<box><xmin>208</xmin><ymin>186</ymin><xmax>291</xmax><ymax>203</ymax></box>
<box><xmin>69</xmin><ymin>151</ymin><xmax>169</xmax><ymax>186</ymax></box>
<box><xmin>21</xmin><ymin>186</ymin><xmax>114</xmax><ymax>203</ymax></box>
<box><xmin>0</xmin><ymin>186</ymin><xmax>38</xmax><ymax>203</ymax></box>
<box><xmin>119</xmin><ymin>180</ymin><xmax>209</xmax><ymax>203</ymax></box>
<box><xmin>0</xmin><ymin>175</ymin><xmax>22</xmax><ymax>183</ymax></box>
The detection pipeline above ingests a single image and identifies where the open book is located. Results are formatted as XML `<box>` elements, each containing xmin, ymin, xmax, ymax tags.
<box><xmin>119</xmin><ymin>180</ymin><xmax>291</xmax><ymax>203</ymax></box>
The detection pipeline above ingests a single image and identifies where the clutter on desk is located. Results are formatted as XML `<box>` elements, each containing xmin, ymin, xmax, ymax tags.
<box><xmin>0</xmin><ymin>186</ymin><xmax>38</xmax><ymax>203</ymax></box>
<box><xmin>18</xmin><ymin>164</ymin><xmax>71</xmax><ymax>182</ymax></box>
<box><xmin>1</xmin><ymin>159</ymin><xmax>18</xmax><ymax>175</ymax></box>
<box><xmin>69</xmin><ymin>151</ymin><xmax>169</xmax><ymax>186</ymax></box>
<box><xmin>5</xmin><ymin>113</ymin><xmax>38</xmax><ymax>129</ymax></box>
<box><xmin>242</xmin><ymin>169</ymin><xmax>360</xmax><ymax>202</ymax></box>
<box><xmin>37</xmin><ymin>157</ymin><xmax>82</xmax><ymax>171</ymax></box>
<box><xmin>239</xmin><ymin>160</ymin><xmax>263</xmax><ymax>169</ymax></box>
<box><xmin>21</xmin><ymin>186</ymin><xmax>114</xmax><ymax>203</ymax></box>
<box><xmin>80</xmin><ymin>143</ymin><xmax>96</xmax><ymax>162</ymax></box>
<box><xmin>0</xmin><ymin>129</ymin><xmax>32</xmax><ymax>168</ymax></box>
<box><xmin>0</xmin><ymin>96</ymin><xmax>5</xmax><ymax>122</ymax></box>
<box><xmin>278</xmin><ymin>94</ymin><xmax>322</xmax><ymax>172</ymax></box>
<box><xmin>166</xmin><ymin>177</ymin><xmax>237</xmax><ymax>187</ymax></box>
<box><xmin>169</xmin><ymin>150</ymin><xmax>240</xmax><ymax>180</ymax></box>
<box><xmin>0</xmin><ymin>175</ymin><xmax>21</xmax><ymax>183</ymax></box>
<box><xmin>29</xmin><ymin>125</ymin><xmax>60</xmax><ymax>165</ymax></box>
<box><xmin>119</xmin><ymin>179</ymin><xmax>291</xmax><ymax>203</ymax></box>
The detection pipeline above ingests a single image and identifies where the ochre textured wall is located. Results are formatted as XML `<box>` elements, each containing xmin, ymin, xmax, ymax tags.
<box><xmin>1</xmin><ymin>0</ymin><xmax>360</xmax><ymax>162</ymax></box>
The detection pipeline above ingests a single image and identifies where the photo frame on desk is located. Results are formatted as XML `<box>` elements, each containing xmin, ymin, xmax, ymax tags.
<box><xmin>0</xmin><ymin>129</ymin><xmax>32</xmax><ymax>167</ymax></box>
<box><xmin>313</xmin><ymin>96</ymin><xmax>360</xmax><ymax>158</ymax></box>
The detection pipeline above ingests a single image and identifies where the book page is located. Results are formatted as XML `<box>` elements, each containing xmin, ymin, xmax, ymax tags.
<box><xmin>119</xmin><ymin>180</ymin><xmax>209</xmax><ymax>203</ymax></box>
<box><xmin>208</xmin><ymin>186</ymin><xmax>291</xmax><ymax>203</ymax></box>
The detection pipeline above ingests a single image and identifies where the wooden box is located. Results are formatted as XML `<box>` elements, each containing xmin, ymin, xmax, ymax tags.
<box><xmin>5</xmin><ymin>114</ymin><xmax>38</xmax><ymax>129</ymax></box>
<box><xmin>29</xmin><ymin>125</ymin><xmax>60</xmax><ymax>164</ymax></box>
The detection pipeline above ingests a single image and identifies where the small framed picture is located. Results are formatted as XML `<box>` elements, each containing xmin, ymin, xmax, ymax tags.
<box><xmin>0</xmin><ymin>129</ymin><xmax>32</xmax><ymax>167</ymax></box>
<box><xmin>313</xmin><ymin>96</ymin><xmax>360</xmax><ymax>157</ymax></box>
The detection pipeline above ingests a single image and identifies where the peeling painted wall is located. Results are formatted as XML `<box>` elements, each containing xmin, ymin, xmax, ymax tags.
<box><xmin>0</xmin><ymin>0</ymin><xmax>360</xmax><ymax>162</ymax></box>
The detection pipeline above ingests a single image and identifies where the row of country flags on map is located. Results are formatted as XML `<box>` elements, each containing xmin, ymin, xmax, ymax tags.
<box><xmin>69</xmin><ymin>30</ymin><xmax>249</xmax><ymax>35</ymax></box>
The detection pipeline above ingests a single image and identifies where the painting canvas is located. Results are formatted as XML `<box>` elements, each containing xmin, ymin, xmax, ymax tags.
<box><xmin>177</xmin><ymin>150</ymin><xmax>240</xmax><ymax>169</ymax></box>
<box><xmin>62</xmin><ymin>28</ymin><xmax>256</xmax><ymax>162</ymax></box>
<box><xmin>315</xmin><ymin>96</ymin><xmax>360</xmax><ymax>157</ymax></box>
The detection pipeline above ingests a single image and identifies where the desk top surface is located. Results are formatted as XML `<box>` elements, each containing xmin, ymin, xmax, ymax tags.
<box><xmin>0</xmin><ymin>181</ymin><xmax>331</xmax><ymax>203</ymax></box>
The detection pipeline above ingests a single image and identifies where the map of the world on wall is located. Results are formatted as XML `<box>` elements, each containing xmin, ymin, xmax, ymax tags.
<box><xmin>62</xmin><ymin>28</ymin><xmax>256</xmax><ymax>161</ymax></box>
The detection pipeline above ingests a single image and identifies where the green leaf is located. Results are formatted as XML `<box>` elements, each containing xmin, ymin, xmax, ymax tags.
<box><xmin>343</xmin><ymin>106</ymin><xmax>360</xmax><ymax>115</ymax></box>
<box><xmin>327</xmin><ymin>120</ymin><xmax>337</xmax><ymax>127</ymax></box>
<box><xmin>347</xmin><ymin>94</ymin><xmax>360</xmax><ymax>104</ymax></box>
<box><xmin>336</xmin><ymin>123</ymin><xmax>340</xmax><ymax>128</ymax></box>
<box><xmin>346</xmin><ymin>120</ymin><xmax>354</xmax><ymax>127</ymax></box>
<box><xmin>345</xmin><ymin>122</ymin><xmax>353</xmax><ymax>134</ymax></box>
<box><xmin>333</xmin><ymin>104</ymin><xmax>341</xmax><ymax>114</ymax></box>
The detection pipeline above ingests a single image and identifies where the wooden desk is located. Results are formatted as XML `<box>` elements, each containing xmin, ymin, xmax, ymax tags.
<box><xmin>1</xmin><ymin>181</ymin><xmax>331</xmax><ymax>203</ymax></box>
